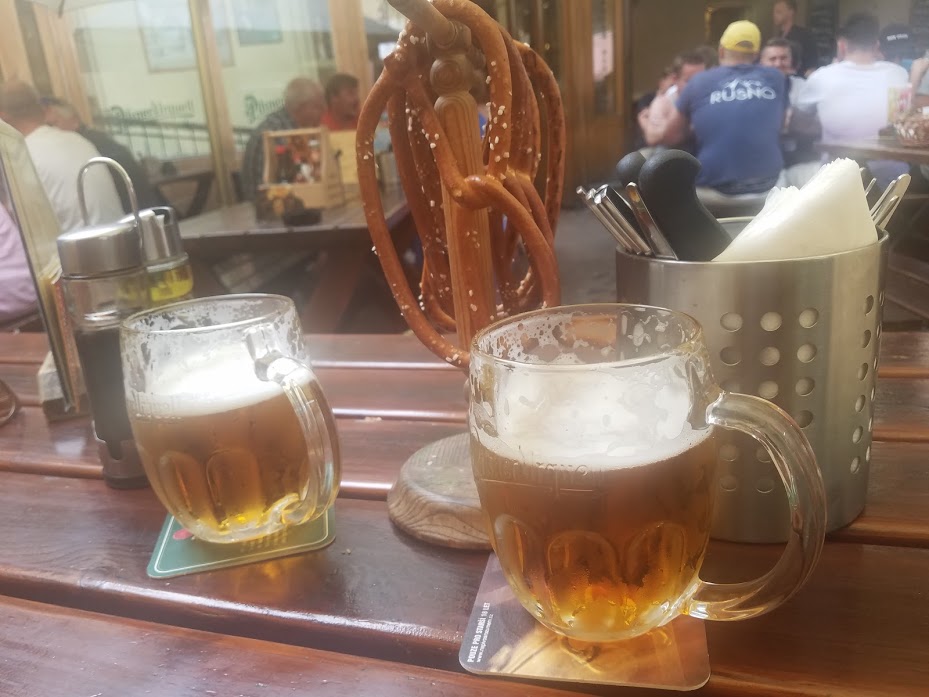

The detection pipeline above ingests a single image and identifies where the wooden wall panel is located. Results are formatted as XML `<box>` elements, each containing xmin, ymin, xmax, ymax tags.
<box><xmin>0</xmin><ymin>0</ymin><xmax>32</xmax><ymax>83</ymax></box>
<box><xmin>31</xmin><ymin>5</ymin><xmax>92</xmax><ymax>124</ymax></box>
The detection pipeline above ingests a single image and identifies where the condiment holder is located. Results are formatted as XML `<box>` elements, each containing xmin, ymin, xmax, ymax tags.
<box><xmin>121</xmin><ymin>206</ymin><xmax>193</xmax><ymax>306</ymax></box>
<box><xmin>57</xmin><ymin>157</ymin><xmax>191</xmax><ymax>489</ymax></box>
<box><xmin>616</xmin><ymin>221</ymin><xmax>889</xmax><ymax>542</ymax></box>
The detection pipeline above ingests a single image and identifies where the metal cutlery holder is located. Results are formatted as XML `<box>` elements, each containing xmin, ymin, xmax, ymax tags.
<box><xmin>616</xmin><ymin>224</ymin><xmax>889</xmax><ymax>543</ymax></box>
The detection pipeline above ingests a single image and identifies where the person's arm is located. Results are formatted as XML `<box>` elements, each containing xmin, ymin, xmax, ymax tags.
<box><xmin>637</xmin><ymin>106</ymin><xmax>651</xmax><ymax>133</ymax></box>
<box><xmin>911</xmin><ymin>57</ymin><xmax>929</xmax><ymax>110</ymax></box>
<box><xmin>657</xmin><ymin>84</ymin><xmax>693</xmax><ymax>146</ymax></box>
<box><xmin>659</xmin><ymin>105</ymin><xmax>689</xmax><ymax>146</ymax></box>
<box><xmin>641</xmin><ymin>94</ymin><xmax>674</xmax><ymax>146</ymax></box>
<box><xmin>793</xmin><ymin>71</ymin><xmax>820</xmax><ymax>113</ymax></box>
<box><xmin>788</xmin><ymin>73</ymin><xmax>822</xmax><ymax>136</ymax></box>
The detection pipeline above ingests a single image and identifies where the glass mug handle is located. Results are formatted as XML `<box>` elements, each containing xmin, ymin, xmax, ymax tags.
<box><xmin>688</xmin><ymin>392</ymin><xmax>826</xmax><ymax>621</ymax></box>
<box><xmin>247</xmin><ymin>328</ymin><xmax>340</xmax><ymax>524</ymax></box>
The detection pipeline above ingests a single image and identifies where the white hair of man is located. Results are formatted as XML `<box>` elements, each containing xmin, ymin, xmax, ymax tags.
<box><xmin>284</xmin><ymin>78</ymin><xmax>323</xmax><ymax>112</ymax></box>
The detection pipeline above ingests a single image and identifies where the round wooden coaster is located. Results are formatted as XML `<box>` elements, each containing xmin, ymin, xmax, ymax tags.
<box><xmin>387</xmin><ymin>432</ymin><xmax>491</xmax><ymax>550</ymax></box>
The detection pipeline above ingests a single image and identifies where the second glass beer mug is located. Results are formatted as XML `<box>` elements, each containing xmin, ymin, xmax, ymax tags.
<box><xmin>122</xmin><ymin>294</ymin><xmax>340</xmax><ymax>543</ymax></box>
<box><xmin>469</xmin><ymin>304</ymin><xmax>825</xmax><ymax>643</ymax></box>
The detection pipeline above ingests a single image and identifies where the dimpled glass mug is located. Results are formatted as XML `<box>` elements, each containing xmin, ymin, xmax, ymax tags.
<box><xmin>122</xmin><ymin>295</ymin><xmax>340</xmax><ymax>543</ymax></box>
<box><xmin>468</xmin><ymin>304</ymin><xmax>825</xmax><ymax>643</ymax></box>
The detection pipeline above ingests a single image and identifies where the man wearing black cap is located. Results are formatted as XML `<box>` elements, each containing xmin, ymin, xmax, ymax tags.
<box><xmin>880</xmin><ymin>24</ymin><xmax>920</xmax><ymax>69</ymax></box>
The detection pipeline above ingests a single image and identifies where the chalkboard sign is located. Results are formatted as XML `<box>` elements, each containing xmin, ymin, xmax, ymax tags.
<box><xmin>807</xmin><ymin>0</ymin><xmax>838</xmax><ymax>67</ymax></box>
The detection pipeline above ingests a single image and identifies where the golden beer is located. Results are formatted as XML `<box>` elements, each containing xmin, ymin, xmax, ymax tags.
<box><xmin>129</xmin><ymin>357</ymin><xmax>324</xmax><ymax>543</ymax></box>
<box><xmin>122</xmin><ymin>295</ymin><xmax>340</xmax><ymax>545</ymax></box>
<box><xmin>471</xmin><ymin>428</ymin><xmax>718</xmax><ymax>641</ymax></box>
<box><xmin>470</xmin><ymin>304</ymin><xmax>826</xmax><ymax>641</ymax></box>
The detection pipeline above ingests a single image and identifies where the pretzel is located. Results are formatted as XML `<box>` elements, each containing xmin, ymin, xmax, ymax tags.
<box><xmin>357</xmin><ymin>0</ymin><xmax>565</xmax><ymax>369</ymax></box>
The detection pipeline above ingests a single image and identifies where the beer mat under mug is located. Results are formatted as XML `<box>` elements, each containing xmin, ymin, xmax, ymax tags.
<box><xmin>459</xmin><ymin>555</ymin><xmax>710</xmax><ymax>690</ymax></box>
<box><xmin>147</xmin><ymin>509</ymin><xmax>335</xmax><ymax>579</ymax></box>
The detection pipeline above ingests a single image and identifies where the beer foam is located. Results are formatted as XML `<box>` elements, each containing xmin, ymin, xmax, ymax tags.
<box><xmin>133</xmin><ymin>345</ymin><xmax>290</xmax><ymax>418</ymax></box>
<box><xmin>473</xmin><ymin>357</ymin><xmax>712</xmax><ymax>470</ymax></box>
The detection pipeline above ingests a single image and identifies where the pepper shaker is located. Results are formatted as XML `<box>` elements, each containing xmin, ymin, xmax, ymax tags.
<box><xmin>57</xmin><ymin>158</ymin><xmax>150</xmax><ymax>488</ymax></box>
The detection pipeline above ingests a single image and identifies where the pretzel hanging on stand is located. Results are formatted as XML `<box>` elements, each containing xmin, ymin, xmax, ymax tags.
<box><xmin>357</xmin><ymin>0</ymin><xmax>565</xmax><ymax>369</ymax></box>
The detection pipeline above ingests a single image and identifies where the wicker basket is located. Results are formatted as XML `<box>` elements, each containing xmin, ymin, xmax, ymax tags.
<box><xmin>894</xmin><ymin>111</ymin><xmax>929</xmax><ymax>147</ymax></box>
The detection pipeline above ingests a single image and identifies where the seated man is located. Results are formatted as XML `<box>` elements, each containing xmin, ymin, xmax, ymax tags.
<box><xmin>241</xmin><ymin>78</ymin><xmax>325</xmax><ymax>201</ymax></box>
<box><xmin>639</xmin><ymin>50</ymin><xmax>709</xmax><ymax>147</ymax></box>
<box><xmin>880</xmin><ymin>24</ymin><xmax>920</xmax><ymax>71</ymax></box>
<box><xmin>321</xmin><ymin>73</ymin><xmax>361</xmax><ymax>132</ymax></box>
<box><xmin>661</xmin><ymin>21</ymin><xmax>788</xmax><ymax>195</ymax></box>
<box><xmin>0</xmin><ymin>204</ymin><xmax>37</xmax><ymax>323</ymax></box>
<box><xmin>0</xmin><ymin>82</ymin><xmax>122</xmax><ymax>233</ymax></box>
<box><xmin>761</xmin><ymin>38</ymin><xmax>820</xmax><ymax>187</ymax></box>
<box><xmin>43</xmin><ymin>97</ymin><xmax>164</xmax><ymax>212</ymax></box>
<box><xmin>795</xmin><ymin>13</ymin><xmax>909</xmax><ymax>189</ymax></box>
<box><xmin>760</xmin><ymin>38</ymin><xmax>805</xmax><ymax>103</ymax></box>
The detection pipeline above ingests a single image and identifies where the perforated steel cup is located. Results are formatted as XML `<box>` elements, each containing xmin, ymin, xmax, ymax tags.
<box><xmin>616</xmin><ymin>222</ymin><xmax>889</xmax><ymax>542</ymax></box>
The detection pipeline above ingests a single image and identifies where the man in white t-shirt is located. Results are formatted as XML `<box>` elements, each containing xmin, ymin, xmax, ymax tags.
<box><xmin>0</xmin><ymin>82</ymin><xmax>122</xmax><ymax>233</ymax></box>
<box><xmin>795</xmin><ymin>13</ymin><xmax>909</xmax><ymax>188</ymax></box>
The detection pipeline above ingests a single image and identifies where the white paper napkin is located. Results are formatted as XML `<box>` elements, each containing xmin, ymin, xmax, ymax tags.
<box><xmin>714</xmin><ymin>159</ymin><xmax>877</xmax><ymax>262</ymax></box>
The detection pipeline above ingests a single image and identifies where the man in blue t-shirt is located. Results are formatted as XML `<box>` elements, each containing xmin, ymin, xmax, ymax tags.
<box><xmin>661</xmin><ymin>20</ymin><xmax>789</xmax><ymax>195</ymax></box>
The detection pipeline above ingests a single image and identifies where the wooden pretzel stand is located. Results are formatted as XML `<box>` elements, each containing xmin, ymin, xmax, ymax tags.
<box><xmin>357</xmin><ymin>0</ymin><xmax>565</xmax><ymax>549</ymax></box>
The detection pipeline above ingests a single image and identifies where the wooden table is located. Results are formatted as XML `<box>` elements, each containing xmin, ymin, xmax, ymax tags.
<box><xmin>2</xmin><ymin>331</ymin><xmax>929</xmax><ymax>696</ymax></box>
<box><xmin>815</xmin><ymin>137</ymin><xmax>929</xmax><ymax>323</ymax></box>
<box><xmin>180</xmin><ymin>187</ymin><xmax>413</xmax><ymax>332</ymax></box>
<box><xmin>816</xmin><ymin>136</ymin><xmax>929</xmax><ymax>166</ymax></box>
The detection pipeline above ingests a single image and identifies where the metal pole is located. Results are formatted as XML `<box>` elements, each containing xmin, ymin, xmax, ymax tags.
<box><xmin>188</xmin><ymin>0</ymin><xmax>235</xmax><ymax>206</ymax></box>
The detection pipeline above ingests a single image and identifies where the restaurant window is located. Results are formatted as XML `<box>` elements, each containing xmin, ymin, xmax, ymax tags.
<box><xmin>362</xmin><ymin>0</ymin><xmax>407</xmax><ymax>79</ymax></box>
<box><xmin>212</xmin><ymin>0</ymin><xmax>335</xmax><ymax>137</ymax></box>
<box><xmin>69</xmin><ymin>0</ymin><xmax>215</xmax><ymax>163</ymax></box>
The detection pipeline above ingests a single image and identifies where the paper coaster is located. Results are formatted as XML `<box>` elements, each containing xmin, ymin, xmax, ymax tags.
<box><xmin>147</xmin><ymin>509</ymin><xmax>335</xmax><ymax>579</ymax></box>
<box><xmin>460</xmin><ymin>555</ymin><xmax>710</xmax><ymax>691</ymax></box>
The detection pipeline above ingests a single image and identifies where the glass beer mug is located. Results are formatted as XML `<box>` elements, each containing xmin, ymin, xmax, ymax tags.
<box><xmin>122</xmin><ymin>294</ymin><xmax>340</xmax><ymax>543</ymax></box>
<box><xmin>469</xmin><ymin>304</ymin><xmax>825</xmax><ymax>643</ymax></box>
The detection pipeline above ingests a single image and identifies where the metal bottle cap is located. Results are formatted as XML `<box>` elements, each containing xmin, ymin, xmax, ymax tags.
<box><xmin>57</xmin><ymin>220</ymin><xmax>143</xmax><ymax>277</ymax></box>
<box><xmin>120</xmin><ymin>206</ymin><xmax>186</xmax><ymax>265</ymax></box>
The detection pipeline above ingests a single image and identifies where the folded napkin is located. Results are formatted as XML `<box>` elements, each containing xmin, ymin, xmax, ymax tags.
<box><xmin>714</xmin><ymin>159</ymin><xmax>877</xmax><ymax>262</ymax></box>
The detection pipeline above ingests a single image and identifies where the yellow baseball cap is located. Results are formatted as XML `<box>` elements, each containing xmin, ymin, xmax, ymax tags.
<box><xmin>719</xmin><ymin>20</ymin><xmax>762</xmax><ymax>53</ymax></box>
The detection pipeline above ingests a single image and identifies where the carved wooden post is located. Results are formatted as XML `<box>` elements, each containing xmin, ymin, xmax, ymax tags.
<box><xmin>388</xmin><ymin>0</ymin><xmax>496</xmax><ymax>347</ymax></box>
<box><xmin>357</xmin><ymin>0</ymin><xmax>565</xmax><ymax>549</ymax></box>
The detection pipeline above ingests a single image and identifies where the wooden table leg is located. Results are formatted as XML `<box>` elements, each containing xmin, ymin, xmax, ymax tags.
<box><xmin>299</xmin><ymin>245</ymin><xmax>366</xmax><ymax>332</ymax></box>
